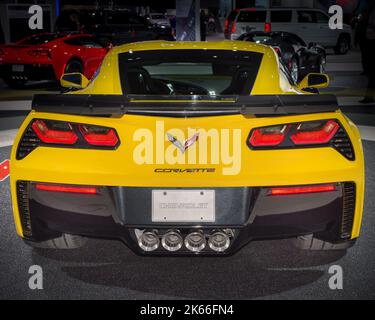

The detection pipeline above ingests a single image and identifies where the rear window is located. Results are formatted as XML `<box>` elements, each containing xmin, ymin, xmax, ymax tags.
<box><xmin>239</xmin><ymin>33</ymin><xmax>272</xmax><ymax>43</ymax></box>
<box><xmin>237</xmin><ymin>11</ymin><xmax>266</xmax><ymax>23</ymax></box>
<box><xmin>271</xmin><ymin>11</ymin><xmax>292</xmax><ymax>22</ymax></box>
<box><xmin>18</xmin><ymin>34</ymin><xmax>63</xmax><ymax>45</ymax></box>
<box><xmin>64</xmin><ymin>36</ymin><xmax>104</xmax><ymax>48</ymax></box>
<box><xmin>118</xmin><ymin>50</ymin><xmax>263</xmax><ymax>96</ymax></box>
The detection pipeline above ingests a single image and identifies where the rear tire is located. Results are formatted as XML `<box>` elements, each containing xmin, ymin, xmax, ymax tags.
<box><xmin>23</xmin><ymin>233</ymin><xmax>87</xmax><ymax>249</ymax></box>
<box><xmin>334</xmin><ymin>34</ymin><xmax>350</xmax><ymax>55</ymax></box>
<box><xmin>294</xmin><ymin>234</ymin><xmax>356</xmax><ymax>251</ymax></box>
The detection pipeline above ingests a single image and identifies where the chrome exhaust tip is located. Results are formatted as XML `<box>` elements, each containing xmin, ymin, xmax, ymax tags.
<box><xmin>161</xmin><ymin>229</ymin><xmax>183</xmax><ymax>252</ymax></box>
<box><xmin>208</xmin><ymin>230</ymin><xmax>230</xmax><ymax>252</ymax></box>
<box><xmin>184</xmin><ymin>230</ymin><xmax>206</xmax><ymax>252</ymax></box>
<box><xmin>138</xmin><ymin>230</ymin><xmax>160</xmax><ymax>252</ymax></box>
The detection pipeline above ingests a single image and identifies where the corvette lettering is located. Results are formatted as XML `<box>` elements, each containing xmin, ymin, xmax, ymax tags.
<box><xmin>154</xmin><ymin>168</ymin><xmax>215</xmax><ymax>173</ymax></box>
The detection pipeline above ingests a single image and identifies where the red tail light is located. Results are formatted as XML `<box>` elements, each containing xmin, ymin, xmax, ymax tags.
<box><xmin>18</xmin><ymin>119</ymin><xmax>120</xmax><ymax>159</ymax></box>
<box><xmin>27</xmin><ymin>49</ymin><xmax>51</xmax><ymax>58</ymax></box>
<box><xmin>79</xmin><ymin>125</ymin><xmax>119</xmax><ymax>147</ymax></box>
<box><xmin>247</xmin><ymin>120</ymin><xmax>353</xmax><ymax>160</ymax></box>
<box><xmin>231</xmin><ymin>21</ymin><xmax>236</xmax><ymax>33</ymax></box>
<box><xmin>291</xmin><ymin>120</ymin><xmax>339</xmax><ymax>145</ymax></box>
<box><xmin>249</xmin><ymin>125</ymin><xmax>289</xmax><ymax>147</ymax></box>
<box><xmin>0</xmin><ymin>48</ymin><xmax>5</xmax><ymax>56</ymax></box>
<box><xmin>32</xmin><ymin>120</ymin><xmax>78</xmax><ymax>144</ymax></box>
<box><xmin>224</xmin><ymin>19</ymin><xmax>229</xmax><ymax>32</ymax></box>
<box><xmin>269</xmin><ymin>184</ymin><xmax>336</xmax><ymax>196</ymax></box>
<box><xmin>264</xmin><ymin>22</ymin><xmax>271</xmax><ymax>33</ymax></box>
<box><xmin>36</xmin><ymin>183</ymin><xmax>97</xmax><ymax>194</ymax></box>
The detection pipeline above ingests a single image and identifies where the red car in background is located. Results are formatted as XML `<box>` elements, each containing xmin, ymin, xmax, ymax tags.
<box><xmin>0</xmin><ymin>33</ymin><xmax>109</xmax><ymax>88</ymax></box>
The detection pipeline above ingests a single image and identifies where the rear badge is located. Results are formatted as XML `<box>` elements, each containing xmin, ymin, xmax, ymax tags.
<box><xmin>167</xmin><ymin>132</ymin><xmax>199</xmax><ymax>154</ymax></box>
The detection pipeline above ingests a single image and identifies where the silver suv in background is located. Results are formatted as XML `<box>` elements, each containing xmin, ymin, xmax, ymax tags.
<box><xmin>224</xmin><ymin>8</ymin><xmax>352</xmax><ymax>54</ymax></box>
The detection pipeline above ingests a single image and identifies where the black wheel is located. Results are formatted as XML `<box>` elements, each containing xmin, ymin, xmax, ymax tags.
<box><xmin>294</xmin><ymin>234</ymin><xmax>356</xmax><ymax>251</ymax></box>
<box><xmin>334</xmin><ymin>35</ymin><xmax>350</xmax><ymax>55</ymax></box>
<box><xmin>64</xmin><ymin>59</ymin><xmax>83</xmax><ymax>74</ymax></box>
<box><xmin>289</xmin><ymin>57</ymin><xmax>299</xmax><ymax>83</ymax></box>
<box><xmin>3</xmin><ymin>76</ymin><xmax>27</xmax><ymax>89</ymax></box>
<box><xmin>23</xmin><ymin>233</ymin><xmax>87</xmax><ymax>249</ymax></box>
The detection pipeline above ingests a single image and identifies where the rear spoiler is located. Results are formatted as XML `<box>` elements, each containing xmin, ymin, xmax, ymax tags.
<box><xmin>32</xmin><ymin>94</ymin><xmax>339</xmax><ymax>117</ymax></box>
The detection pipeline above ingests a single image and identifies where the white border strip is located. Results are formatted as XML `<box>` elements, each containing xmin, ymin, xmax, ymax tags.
<box><xmin>0</xmin><ymin>159</ymin><xmax>10</xmax><ymax>182</ymax></box>
<box><xmin>357</xmin><ymin>125</ymin><xmax>375</xmax><ymax>142</ymax></box>
<box><xmin>0</xmin><ymin>129</ymin><xmax>18</xmax><ymax>147</ymax></box>
<box><xmin>0</xmin><ymin>100</ymin><xmax>31</xmax><ymax>111</ymax></box>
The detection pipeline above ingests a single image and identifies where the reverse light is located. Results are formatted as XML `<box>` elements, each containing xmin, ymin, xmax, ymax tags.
<box><xmin>79</xmin><ymin>124</ymin><xmax>118</xmax><ymax>147</ymax></box>
<box><xmin>249</xmin><ymin>125</ymin><xmax>289</xmax><ymax>147</ymax></box>
<box><xmin>35</xmin><ymin>183</ymin><xmax>98</xmax><ymax>194</ymax></box>
<box><xmin>32</xmin><ymin>120</ymin><xmax>78</xmax><ymax>144</ymax></box>
<box><xmin>291</xmin><ymin>120</ymin><xmax>339</xmax><ymax>145</ymax></box>
<box><xmin>269</xmin><ymin>184</ymin><xmax>336</xmax><ymax>196</ymax></box>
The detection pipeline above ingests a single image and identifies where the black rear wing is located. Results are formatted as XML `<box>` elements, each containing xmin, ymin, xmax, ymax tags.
<box><xmin>32</xmin><ymin>94</ymin><xmax>339</xmax><ymax>117</ymax></box>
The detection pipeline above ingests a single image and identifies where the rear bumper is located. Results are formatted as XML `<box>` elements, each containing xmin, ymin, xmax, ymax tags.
<box><xmin>0</xmin><ymin>63</ymin><xmax>56</xmax><ymax>81</ymax></box>
<box><xmin>17</xmin><ymin>182</ymin><xmax>356</xmax><ymax>255</ymax></box>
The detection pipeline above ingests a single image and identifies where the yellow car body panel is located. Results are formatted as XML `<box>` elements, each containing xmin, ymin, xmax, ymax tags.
<box><xmin>10</xmin><ymin>41</ymin><xmax>364</xmax><ymax>251</ymax></box>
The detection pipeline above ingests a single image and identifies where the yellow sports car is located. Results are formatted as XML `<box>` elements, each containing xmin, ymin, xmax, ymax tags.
<box><xmin>10</xmin><ymin>41</ymin><xmax>364</xmax><ymax>255</ymax></box>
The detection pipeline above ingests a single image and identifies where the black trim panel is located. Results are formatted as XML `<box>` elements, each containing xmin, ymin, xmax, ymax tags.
<box><xmin>32</xmin><ymin>94</ymin><xmax>339</xmax><ymax>117</ymax></box>
<box><xmin>19</xmin><ymin>182</ymin><xmax>351</xmax><ymax>255</ymax></box>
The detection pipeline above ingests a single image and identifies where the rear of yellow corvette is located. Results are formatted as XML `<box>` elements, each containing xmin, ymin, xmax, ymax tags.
<box><xmin>10</xmin><ymin>41</ymin><xmax>364</xmax><ymax>255</ymax></box>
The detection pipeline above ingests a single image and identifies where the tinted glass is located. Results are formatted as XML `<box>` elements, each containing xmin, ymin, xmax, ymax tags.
<box><xmin>240</xmin><ymin>33</ymin><xmax>272</xmax><ymax>43</ymax></box>
<box><xmin>18</xmin><ymin>34</ymin><xmax>63</xmax><ymax>45</ymax></box>
<box><xmin>271</xmin><ymin>11</ymin><xmax>292</xmax><ymax>23</ymax></box>
<box><xmin>297</xmin><ymin>11</ymin><xmax>316</xmax><ymax>23</ymax></box>
<box><xmin>282</xmin><ymin>33</ymin><xmax>306</xmax><ymax>46</ymax></box>
<box><xmin>316</xmin><ymin>12</ymin><xmax>329</xmax><ymax>23</ymax></box>
<box><xmin>118</xmin><ymin>50</ymin><xmax>263</xmax><ymax>96</ymax></box>
<box><xmin>65</xmin><ymin>36</ymin><xmax>103</xmax><ymax>48</ymax></box>
<box><xmin>237</xmin><ymin>11</ymin><xmax>267</xmax><ymax>23</ymax></box>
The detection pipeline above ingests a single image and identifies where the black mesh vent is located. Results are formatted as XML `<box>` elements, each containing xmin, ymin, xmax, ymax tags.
<box><xmin>16</xmin><ymin>181</ymin><xmax>32</xmax><ymax>237</ymax></box>
<box><xmin>341</xmin><ymin>182</ymin><xmax>356</xmax><ymax>240</ymax></box>
<box><xmin>331</xmin><ymin>127</ymin><xmax>355</xmax><ymax>161</ymax></box>
<box><xmin>16</xmin><ymin>126</ymin><xmax>40</xmax><ymax>160</ymax></box>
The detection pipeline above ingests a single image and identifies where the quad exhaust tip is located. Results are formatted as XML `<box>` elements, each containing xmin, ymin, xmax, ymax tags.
<box><xmin>184</xmin><ymin>230</ymin><xmax>206</xmax><ymax>252</ymax></box>
<box><xmin>136</xmin><ymin>228</ymin><xmax>233</xmax><ymax>253</ymax></box>
<box><xmin>161</xmin><ymin>229</ymin><xmax>183</xmax><ymax>251</ymax></box>
<box><xmin>208</xmin><ymin>231</ymin><xmax>231</xmax><ymax>252</ymax></box>
<box><xmin>138</xmin><ymin>230</ymin><xmax>160</xmax><ymax>252</ymax></box>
